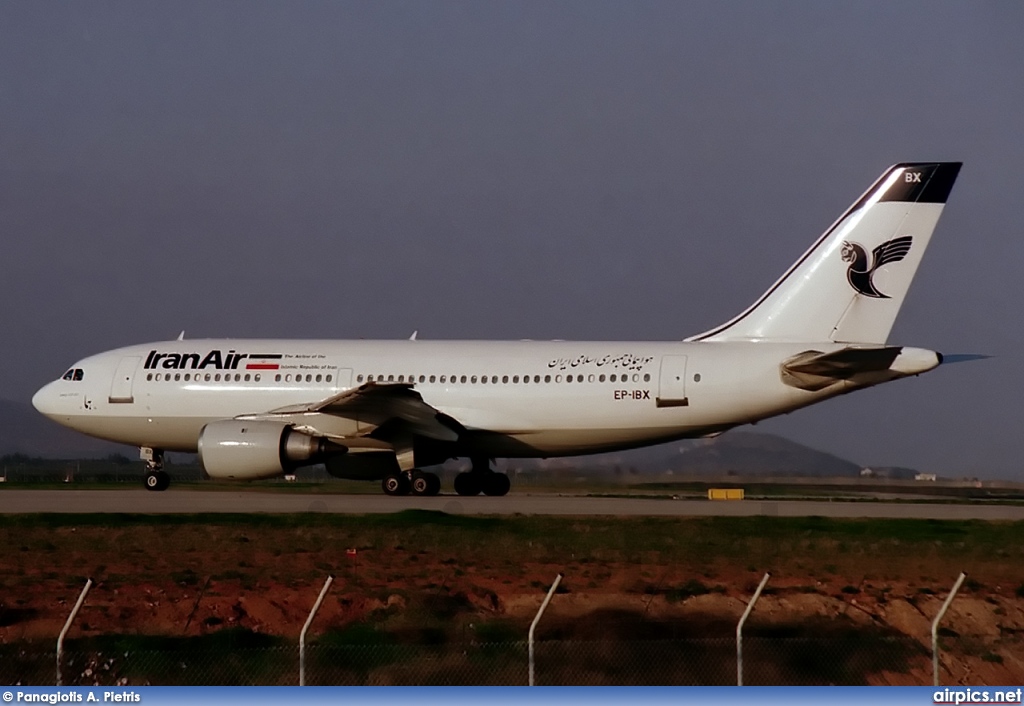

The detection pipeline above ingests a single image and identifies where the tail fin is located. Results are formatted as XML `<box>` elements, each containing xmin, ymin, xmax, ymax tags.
<box><xmin>688</xmin><ymin>162</ymin><xmax>962</xmax><ymax>344</ymax></box>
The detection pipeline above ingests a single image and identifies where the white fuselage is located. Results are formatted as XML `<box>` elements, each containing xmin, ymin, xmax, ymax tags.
<box><xmin>32</xmin><ymin>338</ymin><xmax>868</xmax><ymax>458</ymax></box>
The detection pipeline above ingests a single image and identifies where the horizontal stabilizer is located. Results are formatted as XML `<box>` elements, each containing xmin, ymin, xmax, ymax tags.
<box><xmin>784</xmin><ymin>347</ymin><xmax>902</xmax><ymax>376</ymax></box>
<box><xmin>940</xmin><ymin>354</ymin><xmax>991</xmax><ymax>365</ymax></box>
<box><xmin>781</xmin><ymin>346</ymin><xmax>941</xmax><ymax>391</ymax></box>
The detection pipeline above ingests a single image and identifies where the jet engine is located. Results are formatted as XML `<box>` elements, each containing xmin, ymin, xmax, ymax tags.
<box><xmin>198</xmin><ymin>420</ymin><xmax>336</xmax><ymax>480</ymax></box>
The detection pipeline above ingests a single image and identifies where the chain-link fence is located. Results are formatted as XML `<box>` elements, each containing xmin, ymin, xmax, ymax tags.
<box><xmin>3</xmin><ymin>636</ymin><xmax>933</xmax><ymax>686</ymax></box>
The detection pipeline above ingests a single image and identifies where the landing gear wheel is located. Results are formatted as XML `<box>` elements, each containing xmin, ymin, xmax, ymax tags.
<box><xmin>411</xmin><ymin>471</ymin><xmax>441</xmax><ymax>497</ymax></box>
<box><xmin>382</xmin><ymin>473</ymin><xmax>411</xmax><ymax>496</ymax></box>
<box><xmin>454</xmin><ymin>472</ymin><xmax>481</xmax><ymax>496</ymax></box>
<box><xmin>482</xmin><ymin>472</ymin><xmax>511</xmax><ymax>497</ymax></box>
<box><xmin>144</xmin><ymin>470</ymin><xmax>170</xmax><ymax>492</ymax></box>
<box><xmin>425</xmin><ymin>472</ymin><xmax>442</xmax><ymax>496</ymax></box>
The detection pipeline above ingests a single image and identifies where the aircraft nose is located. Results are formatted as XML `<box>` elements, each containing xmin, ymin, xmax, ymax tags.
<box><xmin>32</xmin><ymin>382</ymin><xmax>58</xmax><ymax>418</ymax></box>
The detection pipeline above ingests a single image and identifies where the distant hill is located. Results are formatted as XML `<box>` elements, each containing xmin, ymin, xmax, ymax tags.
<box><xmin>0</xmin><ymin>398</ymin><xmax>125</xmax><ymax>458</ymax></box>
<box><xmin>656</xmin><ymin>432</ymin><xmax>864</xmax><ymax>477</ymax></box>
<box><xmin>514</xmin><ymin>431</ymin><xmax>873</xmax><ymax>478</ymax></box>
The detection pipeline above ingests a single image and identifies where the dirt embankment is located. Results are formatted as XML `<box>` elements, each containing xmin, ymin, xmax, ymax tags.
<box><xmin>1</xmin><ymin>514</ymin><xmax>1022</xmax><ymax>684</ymax></box>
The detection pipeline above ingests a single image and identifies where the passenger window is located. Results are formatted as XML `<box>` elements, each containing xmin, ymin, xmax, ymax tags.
<box><xmin>175</xmin><ymin>373</ymin><xmax>181</xmax><ymax>381</ymax></box>
<box><xmin>566</xmin><ymin>375</ymin><xmax>572</xmax><ymax>383</ymax></box>
<box><xmin>285</xmin><ymin>374</ymin><xmax>292</xmax><ymax>382</ymax></box>
<box><xmin>544</xmin><ymin>375</ymin><xmax>551</xmax><ymax>383</ymax></box>
<box><xmin>254</xmin><ymin>374</ymin><xmax>261</xmax><ymax>382</ymax></box>
<box><xmin>147</xmin><ymin>373</ymin><xmax>153</xmax><ymax>381</ymax></box>
<box><xmin>599</xmin><ymin>374</ymin><xmax>605</xmax><ymax>382</ymax></box>
<box><xmin>472</xmin><ymin>376</ymin><xmax>478</xmax><ymax>384</ymax></box>
<box><xmin>555</xmin><ymin>375</ymin><xmax>562</xmax><ymax>383</ymax></box>
<box><xmin>245</xmin><ymin>374</ymin><xmax>252</xmax><ymax>382</ymax></box>
<box><xmin>215</xmin><ymin>374</ymin><xmax>221</xmax><ymax>382</ymax></box>
<box><xmin>205</xmin><ymin>373</ymin><xmax>211</xmax><ymax>382</ymax></box>
<box><xmin>388</xmin><ymin>375</ymin><xmax>394</xmax><ymax>382</ymax></box>
<box><xmin>326</xmin><ymin>375</ymin><xmax>332</xmax><ymax>383</ymax></box>
<box><xmin>461</xmin><ymin>375</ymin><xmax>467</xmax><ymax>383</ymax></box>
<box><xmin>522</xmin><ymin>376</ymin><xmax>528</xmax><ymax>384</ymax></box>
<box><xmin>306</xmin><ymin>374</ymin><xmax>313</xmax><ymax>382</ymax></box>
<box><xmin>184</xmin><ymin>373</ymin><xmax>191</xmax><ymax>381</ymax></box>
<box><xmin>643</xmin><ymin>373</ymin><xmax>651</xmax><ymax>382</ymax></box>
<box><xmin>315</xmin><ymin>374</ymin><xmax>322</xmax><ymax>383</ymax></box>
<box><xmin>610</xmin><ymin>374</ymin><xmax>617</xmax><ymax>382</ymax></box>
<box><xmin>512</xmin><ymin>376</ymin><xmax>518</xmax><ymax>383</ymax></box>
<box><xmin>633</xmin><ymin>374</ymin><xmax>639</xmax><ymax>382</ymax></box>
<box><xmin>419</xmin><ymin>375</ymin><xmax>426</xmax><ymax>383</ymax></box>
<box><xmin>429</xmin><ymin>375</ymin><xmax>436</xmax><ymax>383</ymax></box>
<box><xmin>275</xmin><ymin>374</ymin><xmax>281</xmax><ymax>382</ymax></box>
<box><xmin>588</xmin><ymin>374</ymin><xmax>595</xmax><ymax>382</ymax></box>
<box><xmin>398</xmin><ymin>375</ymin><xmax>405</xmax><ymax>382</ymax></box>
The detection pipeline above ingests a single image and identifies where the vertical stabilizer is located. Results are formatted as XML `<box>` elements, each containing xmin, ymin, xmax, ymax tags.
<box><xmin>688</xmin><ymin>162</ymin><xmax>961</xmax><ymax>344</ymax></box>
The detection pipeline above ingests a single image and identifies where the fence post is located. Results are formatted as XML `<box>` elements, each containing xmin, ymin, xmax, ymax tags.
<box><xmin>932</xmin><ymin>572</ymin><xmax>967</xmax><ymax>687</ymax></box>
<box><xmin>299</xmin><ymin>575</ymin><xmax>334</xmax><ymax>686</ymax></box>
<box><xmin>736</xmin><ymin>572</ymin><xmax>770</xmax><ymax>686</ymax></box>
<box><xmin>529</xmin><ymin>573</ymin><xmax>562</xmax><ymax>686</ymax></box>
<box><xmin>57</xmin><ymin>578</ymin><xmax>92</xmax><ymax>686</ymax></box>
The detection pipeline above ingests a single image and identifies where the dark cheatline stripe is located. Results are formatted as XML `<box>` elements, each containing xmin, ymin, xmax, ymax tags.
<box><xmin>247</xmin><ymin>353</ymin><xmax>283</xmax><ymax>360</ymax></box>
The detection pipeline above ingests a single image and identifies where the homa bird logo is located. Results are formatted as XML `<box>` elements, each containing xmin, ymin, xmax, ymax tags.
<box><xmin>840</xmin><ymin>235</ymin><xmax>913</xmax><ymax>299</ymax></box>
<box><xmin>143</xmin><ymin>350</ymin><xmax>282</xmax><ymax>371</ymax></box>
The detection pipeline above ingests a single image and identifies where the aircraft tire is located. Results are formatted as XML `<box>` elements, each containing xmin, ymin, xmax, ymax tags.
<box><xmin>482</xmin><ymin>472</ymin><xmax>511</xmax><ymax>497</ymax></box>
<box><xmin>410</xmin><ymin>471</ymin><xmax>440</xmax><ymax>496</ymax></box>
<box><xmin>382</xmin><ymin>473</ymin><xmax>411</xmax><ymax>496</ymax></box>
<box><xmin>425</xmin><ymin>472</ymin><xmax>442</xmax><ymax>496</ymax></box>
<box><xmin>454</xmin><ymin>472</ymin><xmax>481</xmax><ymax>496</ymax></box>
<box><xmin>145</xmin><ymin>471</ymin><xmax>170</xmax><ymax>492</ymax></box>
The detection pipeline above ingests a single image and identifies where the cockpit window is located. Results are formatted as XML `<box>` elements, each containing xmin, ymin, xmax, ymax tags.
<box><xmin>62</xmin><ymin>368</ymin><xmax>84</xmax><ymax>381</ymax></box>
<box><xmin>62</xmin><ymin>369</ymin><xmax>74</xmax><ymax>380</ymax></box>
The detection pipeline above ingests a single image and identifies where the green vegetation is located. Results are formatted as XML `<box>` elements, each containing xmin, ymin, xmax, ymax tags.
<box><xmin>1</xmin><ymin>512</ymin><xmax>1023</xmax><ymax>561</ymax></box>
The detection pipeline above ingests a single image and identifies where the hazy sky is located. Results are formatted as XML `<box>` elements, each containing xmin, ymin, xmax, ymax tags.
<box><xmin>2</xmin><ymin>2</ymin><xmax>1022</xmax><ymax>477</ymax></box>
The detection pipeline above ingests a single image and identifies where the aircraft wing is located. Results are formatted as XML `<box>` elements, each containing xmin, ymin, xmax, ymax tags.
<box><xmin>261</xmin><ymin>381</ymin><xmax>462</xmax><ymax>442</ymax></box>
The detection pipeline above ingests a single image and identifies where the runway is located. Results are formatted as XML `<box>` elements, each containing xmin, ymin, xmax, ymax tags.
<box><xmin>1</xmin><ymin>489</ymin><xmax>1022</xmax><ymax>520</ymax></box>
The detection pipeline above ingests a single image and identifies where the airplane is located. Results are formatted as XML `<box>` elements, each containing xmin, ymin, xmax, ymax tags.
<box><xmin>32</xmin><ymin>162</ymin><xmax>963</xmax><ymax>496</ymax></box>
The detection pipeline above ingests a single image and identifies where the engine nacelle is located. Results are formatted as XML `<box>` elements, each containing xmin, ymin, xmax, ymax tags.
<box><xmin>198</xmin><ymin>420</ymin><xmax>330</xmax><ymax>480</ymax></box>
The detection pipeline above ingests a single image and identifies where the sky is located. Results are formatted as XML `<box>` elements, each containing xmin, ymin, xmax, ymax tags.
<box><xmin>1</xmin><ymin>1</ymin><xmax>1022</xmax><ymax>478</ymax></box>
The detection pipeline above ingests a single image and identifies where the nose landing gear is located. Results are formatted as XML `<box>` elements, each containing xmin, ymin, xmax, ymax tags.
<box><xmin>141</xmin><ymin>447</ymin><xmax>169</xmax><ymax>492</ymax></box>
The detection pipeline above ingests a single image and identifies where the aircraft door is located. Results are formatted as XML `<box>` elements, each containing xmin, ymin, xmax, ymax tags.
<box><xmin>332</xmin><ymin>367</ymin><xmax>353</xmax><ymax>394</ymax></box>
<box><xmin>656</xmin><ymin>355</ymin><xmax>689</xmax><ymax>408</ymax></box>
<box><xmin>109</xmin><ymin>356</ymin><xmax>141</xmax><ymax>404</ymax></box>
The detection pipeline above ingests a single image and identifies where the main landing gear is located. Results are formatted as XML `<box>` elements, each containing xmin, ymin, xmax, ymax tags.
<box><xmin>141</xmin><ymin>447</ymin><xmax>170</xmax><ymax>492</ymax></box>
<box><xmin>382</xmin><ymin>470</ymin><xmax>441</xmax><ymax>497</ymax></box>
<box><xmin>453</xmin><ymin>457</ymin><xmax>511</xmax><ymax>497</ymax></box>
